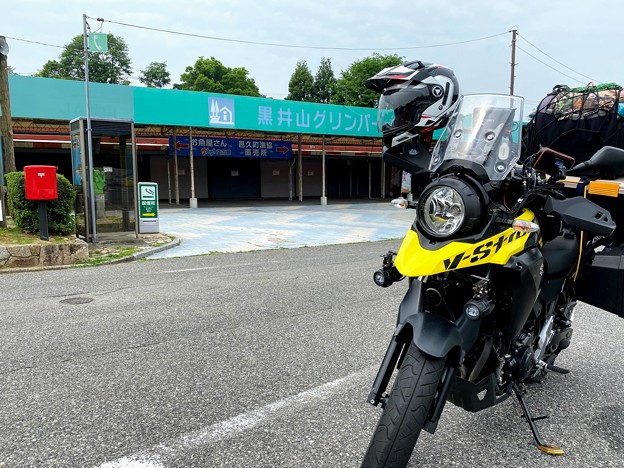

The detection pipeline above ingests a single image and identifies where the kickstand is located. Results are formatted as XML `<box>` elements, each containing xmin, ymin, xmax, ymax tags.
<box><xmin>513</xmin><ymin>384</ymin><xmax>565</xmax><ymax>456</ymax></box>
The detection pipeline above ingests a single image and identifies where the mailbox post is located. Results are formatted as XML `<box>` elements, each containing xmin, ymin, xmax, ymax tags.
<box><xmin>24</xmin><ymin>165</ymin><xmax>58</xmax><ymax>241</ymax></box>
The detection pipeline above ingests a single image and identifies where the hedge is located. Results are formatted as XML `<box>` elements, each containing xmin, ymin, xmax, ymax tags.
<box><xmin>5</xmin><ymin>172</ymin><xmax>76</xmax><ymax>236</ymax></box>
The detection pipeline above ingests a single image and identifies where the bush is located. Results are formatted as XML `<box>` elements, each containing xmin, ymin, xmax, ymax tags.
<box><xmin>5</xmin><ymin>172</ymin><xmax>76</xmax><ymax>235</ymax></box>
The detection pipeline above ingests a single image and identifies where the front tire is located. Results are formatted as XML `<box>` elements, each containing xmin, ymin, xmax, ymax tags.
<box><xmin>361</xmin><ymin>343</ymin><xmax>446</xmax><ymax>468</ymax></box>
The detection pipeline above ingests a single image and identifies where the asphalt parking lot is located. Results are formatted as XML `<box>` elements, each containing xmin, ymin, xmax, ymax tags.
<box><xmin>0</xmin><ymin>239</ymin><xmax>623</xmax><ymax>467</ymax></box>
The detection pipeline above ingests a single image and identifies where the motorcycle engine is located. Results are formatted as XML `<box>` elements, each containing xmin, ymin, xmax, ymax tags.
<box><xmin>507</xmin><ymin>343</ymin><xmax>536</xmax><ymax>381</ymax></box>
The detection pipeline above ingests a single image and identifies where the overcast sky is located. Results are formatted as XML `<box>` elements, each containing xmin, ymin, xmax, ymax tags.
<box><xmin>2</xmin><ymin>0</ymin><xmax>622</xmax><ymax>114</ymax></box>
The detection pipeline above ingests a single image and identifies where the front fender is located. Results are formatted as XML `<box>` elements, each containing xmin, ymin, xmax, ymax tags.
<box><xmin>367</xmin><ymin>279</ymin><xmax>480</xmax><ymax>407</ymax></box>
<box><xmin>397</xmin><ymin>279</ymin><xmax>480</xmax><ymax>360</ymax></box>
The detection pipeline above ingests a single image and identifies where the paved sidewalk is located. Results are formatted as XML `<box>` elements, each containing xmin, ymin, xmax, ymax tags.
<box><xmin>148</xmin><ymin>200</ymin><xmax>415</xmax><ymax>259</ymax></box>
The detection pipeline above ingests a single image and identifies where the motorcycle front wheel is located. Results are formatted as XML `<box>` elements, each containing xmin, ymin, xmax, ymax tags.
<box><xmin>361</xmin><ymin>342</ymin><xmax>446</xmax><ymax>468</ymax></box>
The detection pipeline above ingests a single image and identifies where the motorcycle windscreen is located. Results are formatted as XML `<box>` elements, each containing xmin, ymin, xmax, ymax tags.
<box><xmin>430</xmin><ymin>94</ymin><xmax>524</xmax><ymax>181</ymax></box>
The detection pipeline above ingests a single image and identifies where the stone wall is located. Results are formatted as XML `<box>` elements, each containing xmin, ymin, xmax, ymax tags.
<box><xmin>0</xmin><ymin>239</ymin><xmax>89</xmax><ymax>269</ymax></box>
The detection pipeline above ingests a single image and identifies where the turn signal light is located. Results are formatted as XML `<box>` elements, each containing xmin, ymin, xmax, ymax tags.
<box><xmin>512</xmin><ymin>220</ymin><xmax>540</xmax><ymax>233</ymax></box>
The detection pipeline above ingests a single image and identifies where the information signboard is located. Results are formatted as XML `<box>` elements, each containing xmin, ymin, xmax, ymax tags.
<box><xmin>88</xmin><ymin>33</ymin><xmax>108</xmax><ymax>53</ymax></box>
<box><xmin>138</xmin><ymin>182</ymin><xmax>159</xmax><ymax>233</ymax></box>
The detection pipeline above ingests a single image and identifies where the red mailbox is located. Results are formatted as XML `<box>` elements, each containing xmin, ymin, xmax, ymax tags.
<box><xmin>24</xmin><ymin>166</ymin><xmax>58</xmax><ymax>201</ymax></box>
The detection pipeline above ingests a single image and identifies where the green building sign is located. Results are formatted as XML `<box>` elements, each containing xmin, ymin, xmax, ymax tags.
<box><xmin>8</xmin><ymin>75</ymin><xmax>382</xmax><ymax>139</ymax></box>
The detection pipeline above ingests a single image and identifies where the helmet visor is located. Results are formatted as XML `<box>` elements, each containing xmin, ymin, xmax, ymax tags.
<box><xmin>377</xmin><ymin>84</ymin><xmax>432</xmax><ymax>134</ymax></box>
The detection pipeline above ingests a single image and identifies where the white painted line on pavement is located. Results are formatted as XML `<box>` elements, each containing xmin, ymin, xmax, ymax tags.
<box><xmin>95</xmin><ymin>367</ymin><xmax>374</xmax><ymax>468</ymax></box>
<box><xmin>157</xmin><ymin>260</ymin><xmax>279</xmax><ymax>274</ymax></box>
<box><xmin>98</xmin><ymin>458</ymin><xmax>162</xmax><ymax>468</ymax></box>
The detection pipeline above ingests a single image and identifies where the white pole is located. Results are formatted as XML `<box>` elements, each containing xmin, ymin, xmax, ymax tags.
<box><xmin>173</xmin><ymin>127</ymin><xmax>179</xmax><ymax>204</ymax></box>
<box><xmin>189</xmin><ymin>126</ymin><xmax>197</xmax><ymax>208</ymax></box>
<box><xmin>298</xmin><ymin>135</ymin><xmax>303</xmax><ymax>202</ymax></box>
<box><xmin>320</xmin><ymin>136</ymin><xmax>327</xmax><ymax>205</ymax></box>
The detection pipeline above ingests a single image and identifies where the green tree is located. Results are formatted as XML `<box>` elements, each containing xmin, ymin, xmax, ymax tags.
<box><xmin>333</xmin><ymin>53</ymin><xmax>403</xmax><ymax>107</ymax></box>
<box><xmin>35</xmin><ymin>34</ymin><xmax>132</xmax><ymax>84</ymax></box>
<box><xmin>139</xmin><ymin>61</ymin><xmax>171</xmax><ymax>88</ymax></box>
<box><xmin>286</xmin><ymin>60</ymin><xmax>314</xmax><ymax>101</ymax></box>
<box><xmin>312</xmin><ymin>57</ymin><xmax>336</xmax><ymax>103</ymax></box>
<box><xmin>175</xmin><ymin>56</ymin><xmax>261</xmax><ymax>96</ymax></box>
<box><xmin>7</xmin><ymin>65</ymin><xmax>15</xmax><ymax>74</ymax></box>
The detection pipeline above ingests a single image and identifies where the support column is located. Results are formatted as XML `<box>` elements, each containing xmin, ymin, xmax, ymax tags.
<box><xmin>120</xmin><ymin>136</ymin><xmax>130</xmax><ymax>231</ymax></box>
<box><xmin>189</xmin><ymin>126</ymin><xmax>197</xmax><ymax>208</ymax></box>
<box><xmin>288</xmin><ymin>159</ymin><xmax>294</xmax><ymax>201</ymax></box>
<box><xmin>320</xmin><ymin>136</ymin><xmax>327</xmax><ymax>205</ymax></box>
<box><xmin>381</xmin><ymin>160</ymin><xmax>386</xmax><ymax>199</ymax></box>
<box><xmin>166</xmin><ymin>156</ymin><xmax>172</xmax><ymax>204</ymax></box>
<box><xmin>173</xmin><ymin>127</ymin><xmax>180</xmax><ymax>205</ymax></box>
<box><xmin>131</xmin><ymin>124</ymin><xmax>139</xmax><ymax>238</ymax></box>
<box><xmin>368</xmin><ymin>160</ymin><xmax>372</xmax><ymax>199</ymax></box>
<box><xmin>348</xmin><ymin>160</ymin><xmax>353</xmax><ymax>198</ymax></box>
<box><xmin>298</xmin><ymin>135</ymin><xmax>303</xmax><ymax>202</ymax></box>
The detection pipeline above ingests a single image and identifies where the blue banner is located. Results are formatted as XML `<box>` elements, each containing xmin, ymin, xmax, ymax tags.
<box><xmin>168</xmin><ymin>136</ymin><xmax>293</xmax><ymax>159</ymax></box>
<box><xmin>70</xmin><ymin>131</ymin><xmax>82</xmax><ymax>186</ymax></box>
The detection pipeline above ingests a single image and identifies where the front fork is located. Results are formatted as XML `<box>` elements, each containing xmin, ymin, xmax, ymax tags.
<box><xmin>368</xmin><ymin>278</ymin><xmax>486</xmax><ymax>432</ymax></box>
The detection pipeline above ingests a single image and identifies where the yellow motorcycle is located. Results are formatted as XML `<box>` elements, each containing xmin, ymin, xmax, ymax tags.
<box><xmin>361</xmin><ymin>94</ymin><xmax>624</xmax><ymax>467</ymax></box>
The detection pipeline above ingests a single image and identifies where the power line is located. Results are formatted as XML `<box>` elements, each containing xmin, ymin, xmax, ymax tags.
<box><xmin>4</xmin><ymin>36</ymin><xmax>63</xmax><ymax>48</ymax></box>
<box><xmin>516</xmin><ymin>45</ymin><xmax>586</xmax><ymax>85</ymax></box>
<box><xmin>92</xmin><ymin>16</ymin><xmax>508</xmax><ymax>51</ymax></box>
<box><xmin>517</xmin><ymin>34</ymin><xmax>600</xmax><ymax>84</ymax></box>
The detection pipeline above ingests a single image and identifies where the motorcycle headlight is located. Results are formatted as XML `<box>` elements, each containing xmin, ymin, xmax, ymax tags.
<box><xmin>418</xmin><ymin>177</ymin><xmax>484</xmax><ymax>239</ymax></box>
<box><xmin>420</xmin><ymin>187</ymin><xmax>465</xmax><ymax>236</ymax></box>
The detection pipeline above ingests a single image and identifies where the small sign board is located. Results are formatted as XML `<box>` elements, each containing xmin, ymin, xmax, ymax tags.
<box><xmin>88</xmin><ymin>33</ymin><xmax>108</xmax><ymax>53</ymax></box>
<box><xmin>138</xmin><ymin>182</ymin><xmax>159</xmax><ymax>233</ymax></box>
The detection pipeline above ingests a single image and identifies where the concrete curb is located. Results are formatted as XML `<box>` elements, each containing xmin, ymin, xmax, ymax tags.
<box><xmin>102</xmin><ymin>236</ymin><xmax>181</xmax><ymax>265</ymax></box>
<box><xmin>0</xmin><ymin>235</ymin><xmax>181</xmax><ymax>274</ymax></box>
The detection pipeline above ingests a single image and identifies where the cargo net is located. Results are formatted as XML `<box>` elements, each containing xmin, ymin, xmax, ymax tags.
<box><xmin>523</xmin><ymin>83</ymin><xmax>624</xmax><ymax>164</ymax></box>
<box><xmin>547</xmin><ymin>83</ymin><xmax>623</xmax><ymax>118</ymax></box>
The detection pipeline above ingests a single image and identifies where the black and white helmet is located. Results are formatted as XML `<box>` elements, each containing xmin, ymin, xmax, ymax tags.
<box><xmin>365</xmin><ymin>61</ymin><xmax>460</xmax><ymax>149</ymax></box>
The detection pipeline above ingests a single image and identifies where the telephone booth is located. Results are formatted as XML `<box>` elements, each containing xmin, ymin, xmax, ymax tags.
<box><xmin>70</xmin><ymin>118</ymin><xmax>138</xmax><ymax>242</ymax></box>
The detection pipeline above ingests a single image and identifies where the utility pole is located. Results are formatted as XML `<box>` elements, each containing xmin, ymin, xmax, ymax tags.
<box><xmin>82</xmin><ymin>14</ymin><xmax>98</xmax><ymax>242</ymax></box>
<box><xmin>510</xmin><ymin>28</ymin><xmax>517</xmax><ymax>95</ymax></box>
<box><xmin>0</xmin><ymin>35</ymin><xmax>14</xmax><ymax>228</ymax></box>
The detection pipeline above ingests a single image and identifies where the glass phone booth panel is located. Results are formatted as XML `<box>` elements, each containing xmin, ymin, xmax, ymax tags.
<box><xmin>69</xmin><ymin>118</ymin><xmax>138</xmax><ymax>242</ymax></box>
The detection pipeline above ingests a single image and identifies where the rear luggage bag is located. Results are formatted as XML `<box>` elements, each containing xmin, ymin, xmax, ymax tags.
<box><xmin>524</xmin><ymin>83</ymin><xmax>624</xmax><ymax>164</ymax></box>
